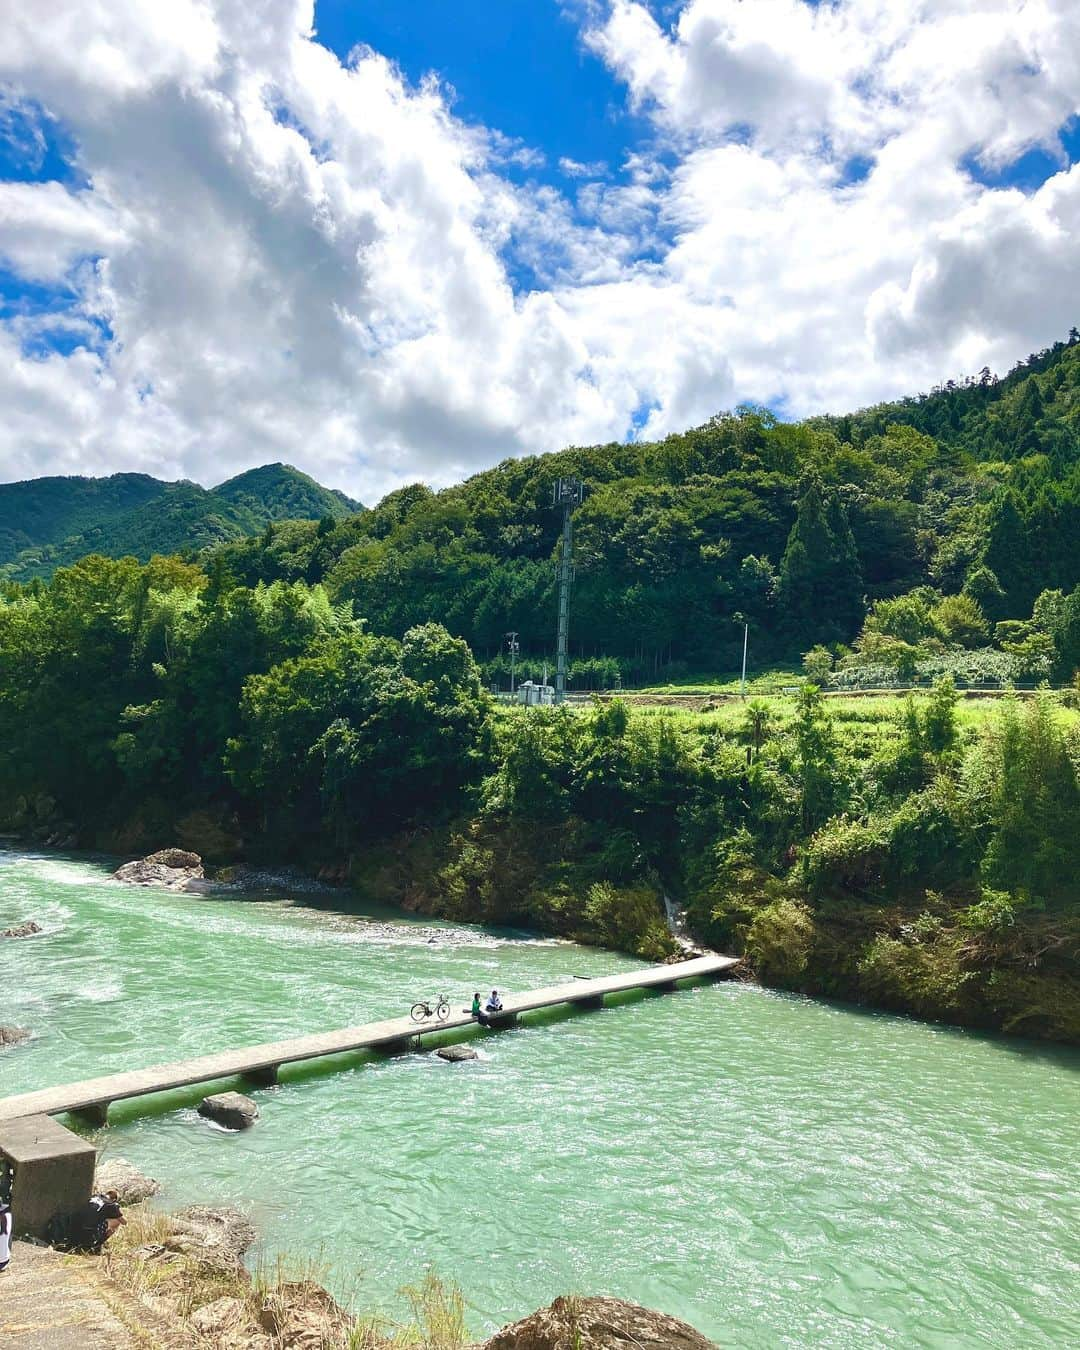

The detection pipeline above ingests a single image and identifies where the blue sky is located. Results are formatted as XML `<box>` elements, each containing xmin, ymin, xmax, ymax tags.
<box><xmin>1</xmin><ymin>0</ymin><xmax>1079</xmax><ymax>499</ymax></box>
<box><xmin>315</xmin><ymin>1</ymin><xmax>643</xmax><ymax>184</ymax></box>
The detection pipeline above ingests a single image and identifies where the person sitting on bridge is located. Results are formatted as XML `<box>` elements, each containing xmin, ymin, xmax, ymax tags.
<box><xmin>485</xmin><ymin>989</ymin><xmax>503</xmax><ymax>1014</ymax></box>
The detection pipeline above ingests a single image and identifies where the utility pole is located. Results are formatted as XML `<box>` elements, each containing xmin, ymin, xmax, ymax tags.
<box><xmin>552</xmin><ymin>476</ymin><xmax>583</xmax><ymax>705</ymax></box>
<box><xmin>506</xmin><ymin>631</ymin><xmax>519</xmax><ymax>696</ymax></box>
<box><xmin>736</xmin><ymin>615</ymin><xmax>749</xmax><ymax>700</ymax></box>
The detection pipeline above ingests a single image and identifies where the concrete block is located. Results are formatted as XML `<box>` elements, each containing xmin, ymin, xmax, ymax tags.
<box><xmin>0</xmin><ymin>1114</ymin><xmax>97</xmax><ymax>1238</ymax></box>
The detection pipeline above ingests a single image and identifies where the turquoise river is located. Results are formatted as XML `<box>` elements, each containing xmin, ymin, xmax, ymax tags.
<box><xmin>1</xmin><ymin>848</ymin><xmax>1078</xmax><ymax>1347</ymax></box>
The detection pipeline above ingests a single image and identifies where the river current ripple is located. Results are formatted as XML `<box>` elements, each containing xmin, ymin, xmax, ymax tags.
<box><xmin>1</xmin><ymin>848</ymin><xmax>1078</xmax><ymax>1346</ymax></box>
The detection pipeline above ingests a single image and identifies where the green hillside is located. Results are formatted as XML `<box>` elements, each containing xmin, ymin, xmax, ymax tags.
<box><xmin>0</xmin><ymin>463</ymin><xmax>362</xmax><ymax>581</ymax></box>
<box><xmin>207</xmin><ymin>332</ymin><xmax>1080</xmax><ymax>684</ymax></box>
<box><xmin>0</xmin><ymin>472</ymin><xmax>166</xmax><ymax>566</ymax></box>
<box><xmin>212</xmin><ymin>464</ymin><xmax>361</xmax><ymax>522</ymax></box>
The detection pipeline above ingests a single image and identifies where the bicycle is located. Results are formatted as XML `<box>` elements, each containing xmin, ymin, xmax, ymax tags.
<box><xmin>410</xmin><ymin>994</ymin><xmax>451</xmax><ymax>1023</ymax></box>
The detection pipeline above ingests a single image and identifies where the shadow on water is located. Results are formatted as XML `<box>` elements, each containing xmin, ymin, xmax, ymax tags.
<box><xmin>189</xmin><ymin>877</ymin><xmax>559</xmax><ymax>948</ymax></box>
<box><xmin>750</xmin><ymin>981</ymin><xmax>1080</xmax><ymax>1073</ymax></box>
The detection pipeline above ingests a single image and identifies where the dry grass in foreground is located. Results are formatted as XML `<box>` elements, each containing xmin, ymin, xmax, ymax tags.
<box><xmin>101</xmin><ymin>1204</ymin><xmax>475</xmax><ymax>1348</ymax></box>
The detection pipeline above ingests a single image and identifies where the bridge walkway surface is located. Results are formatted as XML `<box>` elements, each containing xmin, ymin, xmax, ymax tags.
<box><xmin>0</xmin><ymin>954</ymin><xmax>737</xmax><ymax>1125</ymax></box>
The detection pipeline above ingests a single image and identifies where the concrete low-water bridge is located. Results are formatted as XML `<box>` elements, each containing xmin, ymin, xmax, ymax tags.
<box><xmin>0</xmin><ymin>953</ymin><xmax>736</xmax><ymax>1235</ymax></box>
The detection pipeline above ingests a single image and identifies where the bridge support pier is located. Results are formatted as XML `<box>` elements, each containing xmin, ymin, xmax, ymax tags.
<box><xmin>70</xmin><ymin>1102</ymin><xmax>109</xmax><ymax>1127</ymax></box>
<box><xmin>375</xmin><ymin>1037</ymin><xmax>415</xmax><ymax>1056</ymax></box>
<box><xmin>656</xmin><ymin>980</ymin><xmax>680</xmax><ymax>993</ymax></box>
<box><xmin>0</xmin><ymin>1114</ymin><xmax>97</xmax><ymax>1239</ymax></box>
<box><xmin>572</xmin><ymin>995</ymin><xmax>605</xmax><ymax>1010</ymax></box>
<box><xmin>486</xmin><ymin>1013</ymin><xmax>518</xmax><ymax>1029</ymax></box>
<box><xmin>245</xmin><ymin>1065</ymin><xmax>279</xmax><ymax>1088</ymax></box>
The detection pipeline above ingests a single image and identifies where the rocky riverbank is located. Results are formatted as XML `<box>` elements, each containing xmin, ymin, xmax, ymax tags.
<box><xmin>84</xmin><ymin>1160</ymin><xmax>714</xmax><ymax>1349</ymax></box>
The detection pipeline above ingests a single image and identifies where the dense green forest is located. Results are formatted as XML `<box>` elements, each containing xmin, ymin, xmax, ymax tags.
<box><xmin>189</xmin><ymin>333</ymin><xmax>1080</xmax><ymax>688</ymax></box>
<box><xmin>0</xmin><ymin>463</ymin><xmax>360</xmax><ymax>581</ymax></box>
<box><xmin>1</xmin><ymin>336</ymin><xmax>1078</xmax><ymax>1040</ymax></box>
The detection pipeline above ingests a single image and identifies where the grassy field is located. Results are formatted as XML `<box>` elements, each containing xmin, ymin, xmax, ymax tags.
<box><xmin>621</xmin><ymin>691</ymin><xmax>1080</xmax><ymax>736</ymax></box>
<box><xmin>632</xmin><ymin>665</ymin><xmax>803</xmax><ymax>696</ymax></box>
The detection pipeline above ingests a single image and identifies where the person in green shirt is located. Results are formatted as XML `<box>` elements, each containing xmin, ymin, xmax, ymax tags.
<box><xmin>470</xmin><ymin>992</ymin><xmax>482</xmax><ymax>1017</ymax></box>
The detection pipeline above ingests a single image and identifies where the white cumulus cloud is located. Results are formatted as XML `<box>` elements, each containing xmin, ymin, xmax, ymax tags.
<box><xmin>0</xmin><ymin>0</ymin><xmax>1078</xmax><ymax>501</ymax></box>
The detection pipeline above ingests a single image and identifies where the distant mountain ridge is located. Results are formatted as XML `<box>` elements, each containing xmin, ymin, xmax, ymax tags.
<box><xmin>0</xmin><ymin>463</ymin><xmax>362</xmax><ymax>580</ymax></box>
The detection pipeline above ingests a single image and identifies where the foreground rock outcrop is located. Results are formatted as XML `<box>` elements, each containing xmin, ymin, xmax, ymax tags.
<box><xmin>483</xmin><ymin>1295</ymin><xmax>716</xmax><ymax>1350</ymax></box>
<box><xmin>120</xmin><ymin>1205</ymin><xmax>256</xmax><ymax>1274</ymax></box>
<box><xmin>101</xmin><ymin>1199</ymin><xmax>718</xmax><ymax>1350</ymax></box>
<box><xmin>198</xmin><ymin>1091</ymin><xmax>260</xmax><ymax>1130</ymax></box>
<box><xmin>105</xmin><ymin>1204</ymin><xmax>356</xmax><ymax>1349</ymax></box>
<box><xmin>95</xmin><ymin>1158</ymin><xmax>161</xmax><ymax>1205</ymax></box>
<box><xmin>167</xmin><ymin>1205</ymin><xmax>257</xmax><ymax>1270</ymax></box>
<box><xmin>112</xmin><ymin>848</ymin><xmax>204</xmax><ymax>891</ymax></box>
<box><xmin>1</xmin><ymin>919</ymin><xmax>42</xmax><ymax>937</ymax></box>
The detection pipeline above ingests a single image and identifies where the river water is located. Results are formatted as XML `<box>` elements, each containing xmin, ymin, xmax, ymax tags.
<box><xmin>2</xmin><ymin>848</ymin><xmax>1078</xmax><ymax>1346</ymax></box>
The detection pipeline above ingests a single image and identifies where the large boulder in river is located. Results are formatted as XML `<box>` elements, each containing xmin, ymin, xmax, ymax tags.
<box><xmin>113</xmin><ymin>849</ymin><xmax>204</xmax><ymax>891</ymax></box>
<box><xmin>198</xmin><ymin>1091</ymin><xmax>259</xmax><ymax>1130</ymax></box>
<box><xmin>483</xmin><ymin>1295</ymin><xmax>716</xmax><ymax>1350</ymax></box>
<box><xmin>1</xmin><ymin>920</ymin><xmax>42</xmax><ymax>938</ymax></box>
<box><xmin>95</xmin><ymin>1157</ymin><xmax>160</xmax><ymax>1205</ymax></box>
<box><xmin>0</xmin><ymin>1026</ymin><xmax>30</xmax><ymax>1047</ymax></box>
<box><xmin>437</xmin><ymin>1043</ymin><xmax>479</xmax><ymax>1063</ymax></box>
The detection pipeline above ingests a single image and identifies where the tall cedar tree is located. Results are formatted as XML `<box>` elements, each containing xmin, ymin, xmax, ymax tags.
<box><xmin>823</xmin><ymin>493</ymin><xmax>864</xmax><ymax>637</ymax></box>
<box><xmin>983</xmin><ymin>490</ymin><xmax>1034</xmax><ymax>618</ymax></box>
<box><xmin>778</xmin><ymin>479</ymin><xmax>861</xmax><ymax>643</ymax></box>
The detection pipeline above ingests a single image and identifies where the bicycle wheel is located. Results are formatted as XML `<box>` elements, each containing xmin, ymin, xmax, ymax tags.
<box><xmin>410</xmin><ymin>1003</ymin><xmax>430</xmax><ymax>1022</ymax></box>
<box><xmin>436</xmin><ymin>1000</ymin><xmax>450</xmax><ymax>1021</ymax></box>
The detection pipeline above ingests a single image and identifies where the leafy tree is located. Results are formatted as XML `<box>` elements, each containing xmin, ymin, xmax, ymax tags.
<box><xmin>803</xmin><ymin>645</ymin><xmax>834</xmax><ymax>683</ymax></box>
<box><xmin>742</xmin><ymin>699</ymin><xmax>773</xmax><ymax>759</ymax></box>
<box><xmin>792</xmin><ymin>684</ymin><xmax>839</xmax><ymax>831</ymax></box>
<box><xmin>973</xmin><ymin>695</ymin><xmax>1080</xmax><ymax>900</ymax></box>
<box><xmin>932</xmin><ymin>594</ymin><xmax>988</xmax><ymax>648</ymax></box>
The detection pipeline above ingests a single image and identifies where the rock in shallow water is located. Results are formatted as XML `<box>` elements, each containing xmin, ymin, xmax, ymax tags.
<box><xmin>112</xmin><ymin>848</ymin><xmax>204</xmax><ymax>891</ymax></box>
<box><xmin>482</xmin><ymin>1295</ymin><xmax>716</xmax><ymax>1350</ymax></box>
<box><xmin>198</xmin><ymin>1091</ymin><xmax>260</xmax><ymax>1130</ymax></box>
<box><xmin>95</xmin><ymin>1157</ymin><xmax>160</xmax><ymax>1205</ymax></box>
<box><xmin>1</xmin><ymin>920</ymin><xmax>42</xmax><ymax>938</ymax></box>
<box><xmin>0</xmin><ymin>1025</ymin><xmax>30</xmax><ymax>1047</ymax></box>
<box><xmin>437</xmin><ymin>1043</ymin><xmax>479</xmax><ymax>1062</ymax></box>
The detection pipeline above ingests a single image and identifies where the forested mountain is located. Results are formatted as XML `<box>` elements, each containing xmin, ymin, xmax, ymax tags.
<box><xmin>0</xmin><ymin>464</ymin><xmax>361</xmax><ymax>581</ymax></box>
<box><xmin>208</xmin><ymin>332</ymin><xmax>1080</xmax><ymax>683</ymax></box>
